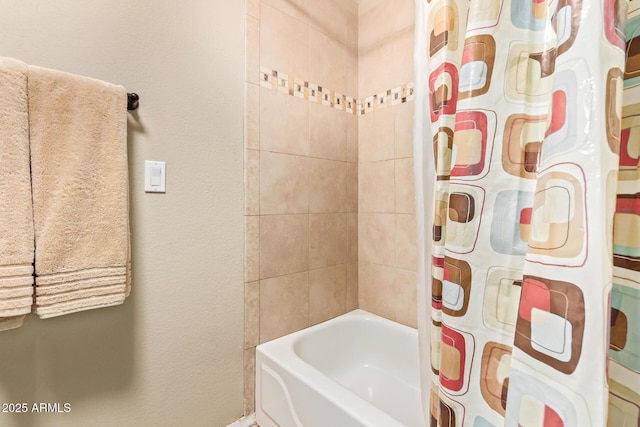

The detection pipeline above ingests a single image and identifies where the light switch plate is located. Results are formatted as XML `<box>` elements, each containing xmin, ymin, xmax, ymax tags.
<box><xmin>145</xmin><ymin>160</ymin><xmax>166</xmax><ymax>193</ymax></box>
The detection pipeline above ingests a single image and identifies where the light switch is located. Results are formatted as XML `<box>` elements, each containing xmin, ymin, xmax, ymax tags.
<box><xmin>145</xmin><ymin>160</ymin><xmax>166</xmax><ymax>193</ymax></box>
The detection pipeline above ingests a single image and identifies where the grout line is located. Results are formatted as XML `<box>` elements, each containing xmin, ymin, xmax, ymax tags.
<box><xmin>259</xmin><ymin>66</ymin><xmax>414</xmax><ymax>115</ymax></box>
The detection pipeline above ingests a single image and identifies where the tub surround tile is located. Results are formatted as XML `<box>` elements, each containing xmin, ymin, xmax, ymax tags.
<box><xmin>358</xmin><ymin>36</ymin><xmax>396</xmax><ymax>99</ymax></box>
<box><xmin>394</xmin><ymin>101</ymin><xmax>413</xmax><ymax>159</ymax></box>
<box><xmin>260</xmin><ymin>151</ymin><xmax>309</xmax><ymax>214</ymax></box>
<box><xmin>395</xmin><ymin>269</ymin><xmax>417</xmax><ymax>328</ymax></box>
<box><xmin>347</xmin><ymin>212</ymin><xmax>358</xmax><ymax>262</ymax></box>
<box><xmin>387</xmin><ymin>28</ymin><xmax>415</xmax><ymax>95</ymax></box>
<box><xmin>307</xmin><ymin>0</ymin><xmax>350</xmax><ymax>45</ymax></box>
<box><xmin>358</xmin><ymin>0</ymin><xmax>395</xmax><ymax>53</ymax></box>
<box><xmin>245</xmin><ymin>216</ymin><xmax>260</xmax><ymax>283</ymax></box>
<box><xmin>309</xmin><ymin>158</ymin><xmax>347</xmax><ymax>213</ymax></box>
<box><xmin>309</xmin><ymin>28</ymin><xmax>349</xmax><ymax>96</ymax></box>
<box><xmin>260</xmin><ymin>4</ymin><xmax>308</xmax><ymax>80</ymax></box>
<box><xmin>390</xmin><ymin>0</ymin><xmax>415</xmax><ymax>36</ymax></box>
<box><xmin>309</xmin><ymin>264</ymin><xmax>347</xmax><ymax>325</ymax></box>
<box><xmin>260</xmin><ymin>86</ymin><xmax>310</xmax><ymax>156</ymax></box>
<box><xmin>359</xmin><ymin>107</ymin><xmax>394</xmax><ymax>162</ymax></box>
<box><xmin>244</xmin><ymin>149</ymin><xmax>260</xmax><ymax>216</ymax></box>
<box><xmin>245</xmin><ymin>15</ymin><xmax>261</xmax><ymax>85</ymax></box>
<box><xmin>245</xmin><ymin>281</ymin><xmax>260</xmax><ymax>349</ymax></box>
<box><xmin>359</xmin><ymin>261</ymin><xmax>396</xmax><ymax>320</ymax></box>
<box><xmin>346</xmin><ymin>261</ymin><xmax>358</xmax><ymax>311</ymax></box>
<box><xmin>347</xmin><ymin>163</ymin><xmax>358</xmax><ymax>213</ymax></box>
<box><xmin>260</xmin><ymin>271</ymin><xmax>310</xmax><ymax>342</ymax></box>
<box><xmin>359</xmin><ymin>160</ymin><xmax>394</xmax><ymax>213</ymax></box>
<box><xmin>395</xmin><ymin>214</ymin><xmax>417</xmax><ymax>271</ymax></box>
<box><xmin>243</xmin><ymin>0</ymin><xmax>419</xmax><ymax>360</ymax></box>
<box><xmin>260</xmin><ymin>214</ymin><xmax>309</xmax><ymax>279</ymax></box>
<box><xmin>395</xmin><ymin>158</ymin><xmax>415</xmax><ymax>214</ymax></box>
<box><xmin>245</xmin><ymin>83</ymin><xmax>260</xmax><ymax>150</ymax></box>
<box><xmin>358</xmin><ymin>213</ymin><xmax>395</xmax><ymax>266</ymax></box>
<box><xmin>346</xmin><ymin>114</ymin><xmax>358</xmax><ymax>163</ymax></box>
<box><xmin>243</xmin><ymin>346</ymin><xmax>257</xmax><ymax>415</ymax></box>
<box><xmin>310</xmin><ymin>103</ymin><xmax>347</xmax><ymax>161</ymax></box>
<box><xmin>309</xmin><ymin>213</ymin><xmax>348</xmax><ymax>269</ymax></box>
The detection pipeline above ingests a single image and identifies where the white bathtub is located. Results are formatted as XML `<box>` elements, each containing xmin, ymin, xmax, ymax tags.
<box><xmin>255</xmin><ymin>309</ymin><xmax>422</xmax><ymax>427</ymax></box>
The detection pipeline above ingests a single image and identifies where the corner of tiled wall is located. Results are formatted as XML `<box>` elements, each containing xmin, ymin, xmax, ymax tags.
<box><xmin>243</xmin><ymin>0</ymin><xmax>260</xmax><ymax>416</ymax></box>
<box><xmin>243</xmin><ymin>0</ymin><xmax>417</xmax><ymax>417</ymax></box>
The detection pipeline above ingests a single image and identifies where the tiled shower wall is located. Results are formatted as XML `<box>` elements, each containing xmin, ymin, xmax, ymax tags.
<box><xmin>243</xmin><ymin>0</ymin><xmax>359</xmax><ymax>414</ymax></box>
<box><xmin>357</xmin><ymin>1</ymin><xmax>417</xmax><ymax>327</ymax></box>
<box><xmin>243</xmin><ymin>0</ymin><xmax>416</xmax><ymax>416</ymax></box>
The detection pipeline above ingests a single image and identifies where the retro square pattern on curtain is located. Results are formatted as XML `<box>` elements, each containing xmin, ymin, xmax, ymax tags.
<box><xmin>418</xmin><ymin>0</ymin><xmax>632</xmax><ymax>423</ymax></box>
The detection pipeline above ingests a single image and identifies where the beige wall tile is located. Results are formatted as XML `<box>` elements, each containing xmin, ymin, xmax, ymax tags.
<box><xmin>347</xmin><ymin>50</ymin><xmax>358</xmax><ymax>99</ymax></box>
<box><xmin>359</xmin><ymin>261</ymin><xmax>396</xmax><ymax>320</ymax></box>
<box><xmin>395</xmin><ymin>158</ymin><xmax>415</xmax><ymax>214</ymax></box>
<box><xmin>347</xmin><ymin>212</ymin><xmax>358</xmax><ymax>261</ymax></box>
<box><xmin>359</xmin><ymin>212</ymin><xmax>395</xmax><ymax>266</ymax></box>
<box><xmin>391</xmin><ymin>0</ymin><xmax>415</xmax><ymax>35</ymax></box>
<box><xmin>309</xmin><ymin>264</ymin><xmax>347</xmax><ymax>325</ymax></box>
<box><xmin>247</xmin><ymin>0</ymin><xmax>260</xmax><ymax>18</ymax></box>
<box><xmin>262</xmin><ymin>0</ymin><xmax>308</xmax><ymax>22</ymax></box>
<box><xmin>396</xmin><ymin>214</ymin><xmax>417</xmax><ymax>270</ymax></box>
<box><xmin>395</xmin><ymin>269</ymin><xmax>417</xmax><ymax>328</ymax></box>
<box><xmin>245</xmin><ymin>15</ymin><xmax>260</xmax><ymax>85</ymax></box>
<box><xmin>307</xmin><ymin>0</ymin><xmax>348</xmax><ymax>44</ymax></box>
<box><xmin>260</xmin><ymin>214</ymin><xmax>309</xmax><ymax>279</ymax></box>
<box><xmin>260</xmin><ymin>87</ymin><xmax>310</xmax><ymax>156</ymax></box>
<box><xmin>358</xmin><ymin>34</ymin><xmax>395</xmax><ymax>97</ymax></box>
<box><xmin>346</xmin><ymin>114</ymin><xmax>358</xmax><ymax>163</ymax></box>
<box><xmin>358</xmin><ymin>0</ymin><xmax>394</xmax><ymax>55</ymax></box>
<box><xmin>243</xmin><ymin>347</ymin><xmax>256</xmax><ymax>415</ymax></box>
<box><xmin>394</xmin><ymin>101</ymin><xmax>413</xmax><ymax>159</ymax></box>
<box><xmin>347</xmin><ymin>163</ymin><xmax>358</xmax><ymax>213</ymax></box>
<box><xmin>260</xmin><ymin>4</ymin><xmax>308</xmax><ymax>79</ymax></box>
<box><xmin>245</xmin><ymin>149</ymin><xmax>260</xmax><ymax>216</ymax></box>
<box><xmin>346</xmin><ymin>261</ymin><xmax>359</xmax><ymax>311</ymax></box>
<box><xmin>309</xmin><ymin>213</ymin><xmax>348</xmax><ymax>269</ymax></box>
<box><xmin>389</xmin><ymin>27</ymin><xmax>414</xmax><ymax>92</ymax></box>
<box><xmin>309</xmin><ymin>28</ymin><xmax>349</xmax><ymax>95</ymax></box>
<box><xmin>346</xmin><ymin>5</ymin><xmax>359</xmax><ymax>52</ymax></box>
<box><xmin>359</xmin><ymin>107</ymin><xmax>394</xmax><ymax>162</ymax></box>
<box><xmin>359</xmin><ymin>160</ymin><xmax>394</xmax><ymax>213</ymax></box>
<box><xmin>245</xmin><ymin>216</ymin><xmax>260</xmax><ymax>282</ymax></box>
<box><xmin>245</xmin><ymin>83</ymin><xmax>260</xmax><ymax>150</ymax></box>
<box><xmin>310</xmin><ymin>103</ymin><xmax>347</xmax><ymax>161</ymax></box>
<box><xmin>260</xmin><ymin>151</ymin><xmax>309</xmax><ymax>214</ymax></box>
<box><xmin>309</xmin><ymin>158</ymin><xmax>347</xmax><ymax>213</ymax></box>
<box><xmin>244</xmin><ymin>281</ymin><xmax>260</xmax><ymax>349</ymax></box>
<box><xmin>260</xmin><ymin>271</ymin><xmax>309</xmax><ymax>342</ymax></box>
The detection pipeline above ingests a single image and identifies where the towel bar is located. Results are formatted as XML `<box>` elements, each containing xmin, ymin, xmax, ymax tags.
<box><xmin>127</xmin><ymin>93</ymin><xmax>139</xmax><ymax>111</ymax></box>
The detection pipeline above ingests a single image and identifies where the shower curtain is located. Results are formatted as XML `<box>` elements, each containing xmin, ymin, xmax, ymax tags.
<box><xmin>413</xmin><ymin>0</ymin><xmax>640</xmax><ymax>424</ymax></box>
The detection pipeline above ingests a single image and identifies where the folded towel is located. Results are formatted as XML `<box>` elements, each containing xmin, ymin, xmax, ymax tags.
<box><xmin>28</xmin><ymin>65</ymin><xmax>130</xmax><ymax>318</ymax></box>
<box><xmin>0</xmin><ymin>57</ymin><xmax>35</xmax><ymax>330</ymax></box>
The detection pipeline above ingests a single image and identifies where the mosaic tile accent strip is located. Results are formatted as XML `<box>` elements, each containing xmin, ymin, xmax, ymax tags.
<box><xmin>259</xmin><ymin>66</ymin><xmax>414</xmax><ymax>116</ymax></box>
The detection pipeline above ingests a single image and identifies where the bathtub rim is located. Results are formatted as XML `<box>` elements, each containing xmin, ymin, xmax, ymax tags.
<box><xmin>255</xmin><ymin>309</ymin><xmax>420</xmax><ymax>427</ymax></box>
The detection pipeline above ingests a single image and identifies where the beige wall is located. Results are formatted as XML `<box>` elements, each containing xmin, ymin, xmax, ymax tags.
<box><xmin>0</xmin><ymin>1</ymin><xmax>244</xmax><ymax>426</ymax></box>
<box><xmin>357</xmin><ymin>0</ymin><xmax>417</xmax><ymax>327</ymax></box>
<box><xmin>243</xmin><ymin>0</ymin><xmax>359</xmax><ymax>414</ymax></box>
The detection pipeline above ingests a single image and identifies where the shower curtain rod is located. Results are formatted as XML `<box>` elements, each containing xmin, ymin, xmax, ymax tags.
<box><xmin>127</xmin><ymin>93</ymin><xmax>139</xmax><ymax>111</ymax></box>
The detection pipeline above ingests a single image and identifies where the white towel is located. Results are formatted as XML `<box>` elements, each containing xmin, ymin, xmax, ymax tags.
<box><xmin>0</xmin><ymin>57</ymin><xmax>35</xmax><ymax>330</ymax></box>
<box><xmin>28</xmin><ymin>65</ymin><xmax>130</xmax><ymax>318</ymax></box>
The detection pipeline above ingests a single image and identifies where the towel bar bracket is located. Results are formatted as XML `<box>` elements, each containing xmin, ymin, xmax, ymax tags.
<box><xmin>127</xmin><ymin>93</ymin><xmax>139</xmax><ymax>111</ymax></box>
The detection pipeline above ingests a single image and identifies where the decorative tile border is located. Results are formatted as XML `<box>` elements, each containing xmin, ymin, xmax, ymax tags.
<box><xmin>260</xmin><ymin>66</ymin><xmax>414</xmax><ymax>115</ymax></box>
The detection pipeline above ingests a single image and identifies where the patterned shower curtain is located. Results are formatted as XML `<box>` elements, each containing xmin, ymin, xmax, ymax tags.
<box><xmin>413</xmin><ymin>0</ymin><xmax>640</xmax><ymax>424</ymax></box>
